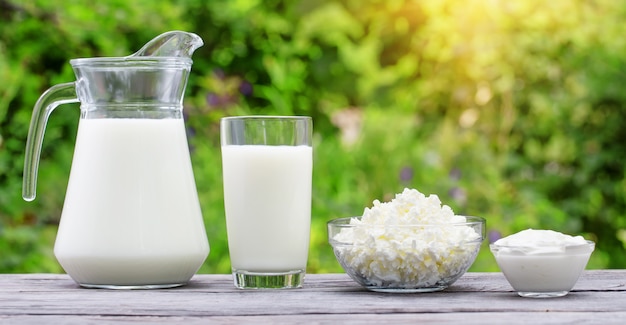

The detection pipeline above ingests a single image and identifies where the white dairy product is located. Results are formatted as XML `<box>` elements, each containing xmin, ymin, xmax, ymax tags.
<box><xmin>332</xmin><ymin>188</ymin><xmax>482</xmax><ymax>288</ymax></box>
<box><xmin>490</xmin><ymin>229</ymin><xmax>594</xmax><ymax>294</ymax></box>
<box><xmin>222</xmin><ymin>145</ymin><xmax>312</xmax><ymax>272</ymax></box>
<box><xmin>55</xmin><ymin>118</ymin><xmax>209</xmax><ymax>287</ymax></box>
<box><xmin>493</xmin><ymin>229</ymin><xmax>587</xmax><ymax>253</ymax></box>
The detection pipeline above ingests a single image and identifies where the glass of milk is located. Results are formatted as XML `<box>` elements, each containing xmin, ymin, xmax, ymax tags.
<box><xmin>221</xmin><ymin>116</ymin><xmax>313</xmax><ymax>289</ymax></box>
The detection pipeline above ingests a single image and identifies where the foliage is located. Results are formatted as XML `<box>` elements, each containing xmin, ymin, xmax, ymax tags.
<box><xmin>1</xmin><ymin>0</ymin><xmax>625</xmax><ymax>274</ymax></box>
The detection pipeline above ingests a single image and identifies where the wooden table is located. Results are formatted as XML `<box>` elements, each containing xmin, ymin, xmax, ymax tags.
<box><xmin>1</xmin><ymin>271</ymin><xmax>625</xmax><ymax>324</ymax></box>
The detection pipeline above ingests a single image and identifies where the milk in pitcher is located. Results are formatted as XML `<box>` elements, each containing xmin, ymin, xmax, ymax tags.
<box><xmin>54</xmin><ymin>118</ymin><xmax>209</xmax><ymax>287</ymax></box>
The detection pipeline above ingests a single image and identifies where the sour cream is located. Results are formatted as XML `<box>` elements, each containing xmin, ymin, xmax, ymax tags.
<box><xmin>493</xmin><ymin>229</ymin><xmax>588</xmax><ymax>254</ymax></box>
<box><xmin>490</xmin><ymin>229</ymin><xmax>594</xmax><ymax>298</ymax></box>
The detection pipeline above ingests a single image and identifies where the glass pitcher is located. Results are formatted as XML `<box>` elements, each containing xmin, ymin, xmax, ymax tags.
<box><xmin>22</xmin><ymin>31</ymin><xmax>210</xmax><ymax>289</ymax></box>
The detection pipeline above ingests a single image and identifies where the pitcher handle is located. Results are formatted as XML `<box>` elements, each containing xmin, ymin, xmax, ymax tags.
<box><xmin>23</xmin><ymin>82</ymin><xmax>79</xmax><ymax>201</ymax></box>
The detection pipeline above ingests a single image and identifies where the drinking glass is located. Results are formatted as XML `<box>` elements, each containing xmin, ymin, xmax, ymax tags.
<box><xmin>220</xmin><ymin>116</ymin><xmax>312</xmax><ymax>289</ymax></box>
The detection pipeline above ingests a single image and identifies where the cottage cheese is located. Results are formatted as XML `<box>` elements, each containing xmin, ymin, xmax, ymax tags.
<box><xmin>332</xmin><ymin>188</ymin><xmax>482</xmax><ymax>288</ymax></box>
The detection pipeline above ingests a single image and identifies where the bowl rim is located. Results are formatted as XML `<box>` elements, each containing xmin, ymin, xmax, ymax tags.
<box><xmin>327</xmin><ymin>215</ymin><xmax>486</xmax><ymax>245</ymax></box>
<box><xmin>489</xmin><ymin>239</ymin><xmax>595</xmax><ymax>251</ymax></box>
<box><xmin>327</xmin><ymin>215</ymin><xmax>486</xmax><ymax>228</ymax></box>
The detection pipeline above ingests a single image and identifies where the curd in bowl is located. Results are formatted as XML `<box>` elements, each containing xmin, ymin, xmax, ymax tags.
<box><xmin>327</xmin><ymin>188</ymin><xmax>485</xmax><ymax>293</ymax></box>
<box><xmin>329</xmin><ymin>216</ymin><xmax>485</xmax><ymax>292</ymax></box>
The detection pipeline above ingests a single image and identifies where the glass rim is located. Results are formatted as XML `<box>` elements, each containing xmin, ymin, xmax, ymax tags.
<box><xmin>220</xmin><ymin>115</ymin><xmax>312</xmax><ymax>121</ymax></box>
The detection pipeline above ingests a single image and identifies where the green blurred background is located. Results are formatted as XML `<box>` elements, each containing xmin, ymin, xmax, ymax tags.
<box><xmin>1</xmin><ymin>0</ymin><xmax>625</xmax><ymax>274</ymax></box>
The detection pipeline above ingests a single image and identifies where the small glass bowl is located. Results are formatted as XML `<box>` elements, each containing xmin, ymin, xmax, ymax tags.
<box><xmin>490</xmin><ymin>241</ymin><xmax>595</xmax><ymax>298</ymax></box>
<box><xmin>327</xmin><ymin>216</ymin><xmax>485</xmax><ymax>293</ymax></box>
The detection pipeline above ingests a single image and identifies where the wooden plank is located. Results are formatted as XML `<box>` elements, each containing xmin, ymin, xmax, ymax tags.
<box><xmin>0</xmin><ymin>271</ymin><xmax>625</xmax><ymax>322</ymax></box>
<box><xmin>1</xmin><ymin>312</ymin><xmax>626</xmax><ymax>325</ymax></box>
<box><xmin>1</xmin><ymin>270</ymin><xmax>623</xmax><ymax>292</ymax></box>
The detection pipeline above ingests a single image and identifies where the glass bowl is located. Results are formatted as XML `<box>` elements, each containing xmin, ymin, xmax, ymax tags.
<box><xmin>490</xmin><ymin>240</ymin><xmax>595</xmax><ymax>298</ymax></box>
<box><xmin>327</xmin><ymin>216</ymin><xmax>485</xmax><ymax>293</ymax></box>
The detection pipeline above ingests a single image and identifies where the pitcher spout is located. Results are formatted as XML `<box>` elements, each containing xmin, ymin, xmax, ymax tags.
<box><xmin>130</xmin><ymin>31</ymin><xmax>204</xmax><ymax>59</ymax></box>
